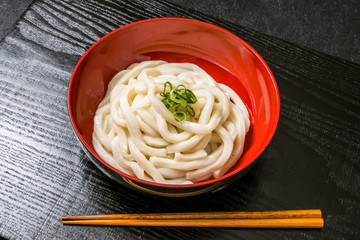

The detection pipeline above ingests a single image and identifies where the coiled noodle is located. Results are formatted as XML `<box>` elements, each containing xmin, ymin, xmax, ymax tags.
<box><xmin>93</xmin><ymin>61</ymin><xmax>250</xmax><ymax>184</ymax></box>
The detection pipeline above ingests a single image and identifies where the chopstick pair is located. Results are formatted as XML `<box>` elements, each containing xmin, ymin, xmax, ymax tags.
<box><xmin>62</xmin><ymin>209</ymin><xmax>324</xmax><ymax>228</ymax></box>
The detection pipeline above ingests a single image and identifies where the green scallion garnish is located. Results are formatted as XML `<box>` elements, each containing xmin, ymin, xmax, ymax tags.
<box><xmin>160</xmin><ymin>81</ymin><xmax>197</xmax><ymax>123</ymax></box>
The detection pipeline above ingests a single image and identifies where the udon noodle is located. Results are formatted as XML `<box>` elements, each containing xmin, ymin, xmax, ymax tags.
<box><xmin>93</xmin><ymin>60</ymin><xmax>250</xmax><ymax>184</ymax></box>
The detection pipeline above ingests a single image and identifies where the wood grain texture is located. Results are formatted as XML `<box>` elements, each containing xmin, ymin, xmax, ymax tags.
<box><xmin>166</xmin><ymin>0</ymin><xmax>360</xmax><ymax>64</ymax></box>
<box><xmin>0</xmin><ymin>0</ymin><xmax>359</xmax><ymax>239</ymax></box>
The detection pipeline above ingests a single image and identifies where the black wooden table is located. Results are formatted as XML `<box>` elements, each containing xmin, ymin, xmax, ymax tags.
<box><xmin>0</xmin><ymin>1</ymin><xmax>359</xmax><ymax>239</ymax></box>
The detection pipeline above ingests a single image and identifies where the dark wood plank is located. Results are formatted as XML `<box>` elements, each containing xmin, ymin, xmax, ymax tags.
<box><xmin>0</xmin><ymin>0</ymin><xmax>359</xmax><ymax>239</ymax></box>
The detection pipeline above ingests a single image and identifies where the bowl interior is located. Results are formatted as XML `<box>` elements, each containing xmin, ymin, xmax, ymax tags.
<box><xmin>68</xmin><ymin>18</ymin><xmax>280</xmax><ymax>187</ymax></box>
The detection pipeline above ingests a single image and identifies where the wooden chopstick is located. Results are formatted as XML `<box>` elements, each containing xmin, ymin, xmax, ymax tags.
<box><xmin>62</xmin><ymin>218</ymin><xmax>323</xmax><ymax>228</ymax></box>
<box><xmin>62</xmin><ymin>209</ymin><xmax>321</xmax><ymax>220</ymax></box>
<box><xmin>62</xmin><ymin>209</ymin><xmax>324</xmax><ymax>228</ymax></box>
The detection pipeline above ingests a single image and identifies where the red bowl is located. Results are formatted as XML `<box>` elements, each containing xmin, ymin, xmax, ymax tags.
<box><xmin>68</xmin><ymin>18</ymin><xmax>280</xmax><ymax>197</ymax></box>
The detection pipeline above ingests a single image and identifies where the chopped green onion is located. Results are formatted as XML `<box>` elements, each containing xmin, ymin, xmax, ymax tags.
<box><xmin>161</xmin><ymin>98</ymin><xmax>173</xmax><ymax>108</ymax></box>
<box><xmin>169</xmin><ymin>90</ymin><xmax>184</xmax><ymax>103</ymax></box>
<box><xmin>173</xmin><ymin>111</ymin><xmax>186</xmax><ymax>122</ymax></box>
<box><xmin>176</xmin><ymin>84</ymin><xmax>186</xmax><ymax>90</ymax></box>
<box><xmin>163</xmin><ymin>81</ymin><xmax>173</xmax><ymax>94</ymax></box>
<box><xmin>186</xmin><ymin>105</ymin><xmax>195</xmax><ymax>117</ymax></box>
<box><xmin>185</xmin><ymin>89</ymin><xmax>197</xmax><ymax>104</ymax></box>
<box><xmin>160</xmin><ymin>81</ymin><xmax>197</xmax><ymax>123</ymax></box>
